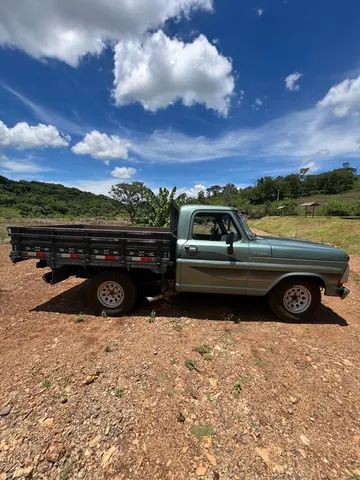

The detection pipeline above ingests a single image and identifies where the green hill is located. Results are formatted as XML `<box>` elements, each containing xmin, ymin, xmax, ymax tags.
<box><xmin>0</xmin><ymin>175</ymin><xmax>122</xmax><ymax>219</ymax></box>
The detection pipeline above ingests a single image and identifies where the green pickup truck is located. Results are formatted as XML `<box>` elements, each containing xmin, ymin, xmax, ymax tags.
<box><xmin>8</xmin><ymin>204</ymin><xmax>350</xmax><ymax>322</ymax></box>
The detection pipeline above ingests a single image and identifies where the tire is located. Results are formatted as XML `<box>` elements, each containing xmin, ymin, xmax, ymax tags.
<box><xmin>88</xmin><ymin>271</ymin><xmax>137</xmax><ymax>316</ymax></box>
<box><xmin>268</xmin><ymin>278</ymin><xmax>321</xmax><ymax>322</ymax></box>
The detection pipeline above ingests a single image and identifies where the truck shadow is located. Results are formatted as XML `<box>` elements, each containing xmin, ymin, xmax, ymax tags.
<box><xmin>32</xmin><ymin>280</ymin><xmax>348</xmax><ymax>326</ymax></box>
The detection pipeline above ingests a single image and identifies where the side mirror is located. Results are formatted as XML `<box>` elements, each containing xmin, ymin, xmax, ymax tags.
<box><xmin>226</xmin><ymin>231</ymin><xmax>235</xmax><ymax>245</ymax></box>
<box><xmin>226</xmin><ymin>231</ymin><xmax>235</xmax><ymax>254</ymax></box>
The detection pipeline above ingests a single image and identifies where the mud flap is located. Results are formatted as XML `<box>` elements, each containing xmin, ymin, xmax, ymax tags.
<box><xmin>43</xmin><ymin>268</ymin><xmax>70</xmax><ymax>285</ymax></box>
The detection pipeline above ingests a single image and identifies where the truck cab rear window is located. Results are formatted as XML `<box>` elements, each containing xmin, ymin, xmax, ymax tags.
<box><xmin>192</xmin><ymin>213</ymin><xmax>239</xmax><ymax>241</ymax></box>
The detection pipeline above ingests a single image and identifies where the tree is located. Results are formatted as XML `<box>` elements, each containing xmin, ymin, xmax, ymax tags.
<box><xmin>141</xmin><ymin>187</ymin><xmax>177</xmax><ymax>227</ymax></box>
<box><xmin>110</xmin><ymin>182</ymin><xmax>147</xmax><ymax>222</ymax></box>
<box><xmin>206</xmin><ymin>185</ymin><xmax>223</xmax><ymax>198</ymax></box>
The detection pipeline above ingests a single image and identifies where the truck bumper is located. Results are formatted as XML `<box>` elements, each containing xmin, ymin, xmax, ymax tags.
<box><xmin>336</xmin><ymin>286</ymin><xmax>350</xmax><ymax>299</ymax></box>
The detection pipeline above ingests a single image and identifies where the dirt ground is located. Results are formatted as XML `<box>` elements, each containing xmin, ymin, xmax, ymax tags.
<box><xmin>0</xmin><ymin>239</ymin><xmax>359</xmax><ymax>480</ymax></box>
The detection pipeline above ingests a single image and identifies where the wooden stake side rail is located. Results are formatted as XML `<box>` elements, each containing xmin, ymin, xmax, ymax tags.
<box><xmin>8</xmin><ymin>225</ymin><xmax>175</xmax><ymax>273</ymax></box>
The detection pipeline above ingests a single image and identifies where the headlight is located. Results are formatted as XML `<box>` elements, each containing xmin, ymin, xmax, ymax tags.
<box><xmin>340</xmin><ymin>265</ymin><xmax>350</xmax><ymax>284</ymax></box>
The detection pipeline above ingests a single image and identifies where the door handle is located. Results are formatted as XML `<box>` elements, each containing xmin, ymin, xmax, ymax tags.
<box><xmin>185</xmin><ymin>246</ymin><xmax>198</xmax><ymax>253</ymax></box>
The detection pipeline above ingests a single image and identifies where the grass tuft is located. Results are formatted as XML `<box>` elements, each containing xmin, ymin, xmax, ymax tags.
<box><xmin>191</xmin><ymin>424</ymin><xmax>214</xmax><ymax>439</ymax></box>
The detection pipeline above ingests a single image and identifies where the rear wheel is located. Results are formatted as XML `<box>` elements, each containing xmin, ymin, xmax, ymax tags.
<box><xmin>88</xmin><ymin>271</ymin><xmax>137</xmax><ymax>316</ymax></box>
<box><xmin>268</xmin><ymin>279</ymin><xmax>321</xmax><ymax>322</ymax></box>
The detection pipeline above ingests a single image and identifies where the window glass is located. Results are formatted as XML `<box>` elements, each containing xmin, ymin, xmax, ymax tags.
<box><xmin>192</xmin><ymin>212</ymin><xmax>240</xmax><ymax>241</ymax></box>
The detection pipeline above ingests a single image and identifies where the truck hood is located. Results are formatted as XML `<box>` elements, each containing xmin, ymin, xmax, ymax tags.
<box><xmin>256</xmin><ymin>235</ymin><xmax>349</xmax><ymax>262</ymax></box>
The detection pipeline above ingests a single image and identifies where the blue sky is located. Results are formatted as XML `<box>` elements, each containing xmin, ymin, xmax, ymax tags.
<box><xmin>0</xmin><ymin>0</ymin><xmax>359</xmax><ymax>196</ymax></box>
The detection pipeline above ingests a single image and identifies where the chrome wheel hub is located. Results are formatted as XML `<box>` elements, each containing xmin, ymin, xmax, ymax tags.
<box><xmin>97</xmin><ymin>281</ymin><xmax>124</xmax><ymax>308</ymax></box>
<box><xmin>283</xmin><ymin>285</ymin><xmax>312</xmax><ymax>314</ymax></box>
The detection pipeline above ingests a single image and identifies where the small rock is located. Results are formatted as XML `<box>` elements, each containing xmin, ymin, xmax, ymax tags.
<box><xmin>273</xmin><ymin>465</ymin><xmax>285</xmax><ymax>474</ymax></box>
<box><xmin>0</xmin><ymin>405</ymin><xmax>11</xmax><ymax>417</ymax></box>
<box><xmin>201</xmin><ymin>436</ymin><xmax>212</xmax><ymax>449</ymax></box>
<box><xmin>83</xmin><ymin>373</ymin><xmax>100</xmax><ymax>385</ymax></box>
<box><xmin>255</xmin><ymin>447</ymin><xmax>271</xmax><ymax>467</ymax></box>
<box><xmin>209</xmin><ymin>378</ymin><xmax>218</xmax><ymax>388</ymax></box>
<box><xmin>40</xmin><ymin>417</ymin><xmax>54</xmax><ymax>428</ymax></box>
<box><xmin>205</xmin><ymin>452</ymin><xmax>217</xmax><ymax>466</ymax></box>
<box><xmin>84</xmin><ymin>449</ymin><xmax>92</xmax><ymax>458</ymax></box>
<box><xmin>60</xmin><ymin>397</ymin><xmax>68</xmax><ymax>404</ymax></box>
<box><xmin>88</xmin><ymin>435</ymin><xmax>101</xmax><ymax>448</ymax></box>
<box><xmin>101</xmin><ymin>446</ymin><xmax>117</xmax><ymax>468</ymax></box>
<box><xmin>300</xmin><ymin>434</ymin><xmax>310</xmax><ymax>446</ymax></box>
<box><xmin>177</xmin><ymin>412</ymin><xmax>185</xmax><ymax>423</ymax></box>
<box><xmin>13</xmin><ymin>466</ymin><xmax>33</xmax><ymax>478</ymax></box>
<box><xmin>46</xmin><ymin>443</ymin><xmax>66</xmax><ymax>463</ymax></box>
<box><xmin>289</xmin><ymin>396</ymin><xmax>299</xmax><ymax>404</ymax></box>
<box><xmin>196</xmin><ymin>465</ymin><xmax>207</xmax><ymax>476</ymax></box>
<box><xmin>298</xmin><ymin>448</ymin><xmax>307</xmax><ymax>459</ymax></box>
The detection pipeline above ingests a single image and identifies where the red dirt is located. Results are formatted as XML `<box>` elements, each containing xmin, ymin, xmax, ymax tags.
<box><xmin>0</xmin><ymin>244</ymin><xmax>359</xmax><ymax>480</ymax></box>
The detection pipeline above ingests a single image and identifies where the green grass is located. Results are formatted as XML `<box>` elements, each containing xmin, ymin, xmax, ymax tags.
<box><xmin>249</xmin><ymin>216</ymin><xmax>360</xmax><ymax>255</ymax></box>
<box><xmin>185</xmin><ymin>359</ymin><xmax>199</xmax><ymax>372</ymax></box>
<box><xmin>111</xmin><ymin>387</ymin><xmax>124</xmax><ymax>398</ymax></box>
<box><xmin>42</xmin><ymin>379</ymin><xmax>51</xmax><ymax>389</ymax></box>
<box><xmin>193</xmin><ymin>344</ymin><xmax>213</xmax><ymax>361</ymax></box>
<box><xmin>190</xmin><ymin>424</ymin><xmax>214</xmax><ymax>439</ymax></box>
<box><xmin>298</xmin><ymin>188</ymin><xmax>360</xmax><ymax>208</ymax></box>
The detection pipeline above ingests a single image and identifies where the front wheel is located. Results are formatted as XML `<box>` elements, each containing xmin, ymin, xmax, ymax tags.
<box><xmin>268</xmin><ymin>279</ymin><xmax>321</xmax><ymax>322</ymax></box>
<box><xmin>88</xmin><ymin>271</ymin><xmax>137</xmax><ymax>316</ymax></box>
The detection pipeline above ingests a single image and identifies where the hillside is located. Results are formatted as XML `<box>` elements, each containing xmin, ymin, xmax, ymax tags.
<box><xmin>0</xmin><ymin>176</ymin><xmax>122</xmax><ymax>219</ymax></box>
<box><xmin>248</xmin><ymin>216</ymin><xmax>360</xmax><ymax>255</ymax></box>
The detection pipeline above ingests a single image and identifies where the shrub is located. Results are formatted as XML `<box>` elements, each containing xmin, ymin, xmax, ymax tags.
<box><xmin>321</xmin><ymin>201</ymin><xmax>353</xmax><ymax>217</ymax></box>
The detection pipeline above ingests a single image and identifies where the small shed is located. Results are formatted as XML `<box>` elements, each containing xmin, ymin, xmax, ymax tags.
<box><xmin>300</xmin><ymin>201</ymin><xmax>321</xmax><ymax>218</ymax></box>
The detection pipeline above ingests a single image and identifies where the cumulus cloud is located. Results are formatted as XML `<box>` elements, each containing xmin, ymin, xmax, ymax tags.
<box><xmin>113</xmin><ymin>31</ymin><xmax>234</xmax><ymax>115</ymax></box>
<box><xmin>285</xmin><ymin>72</ymin><xmax>303</xmax><ymax>91</ymax></box>
<box><xmin>72</xmin><ymin>131</ymin><xmax>131</xmax><ymax>162</ymax></box>
<box><xmin>177</xmin><ymin>183</ymin><xmax>207</xmax><ymax>197</ymax></box>
<box><xmin>111</xmin><ymin>167</ymin><xmax>137</xmax><ymax>180</ymax></box>
<box><xmin>0</xmin><ymin>0</ymin><xmax>212</xmax><ymax>66</ymax></box>
<box><xmin>0</xmin><ymin>120</ymin><xmax>69</xmax><ymax>149</ymax></box>
<box><xmin>131</xmin><ymin>91</ymin><xmax>360</xmax><ymax>164</ymax></box>
<box><xmin>0</xmin><ymin>154</ymin><xmax>47</xmax><ymax>174</ymax></box>
<box><xmin>317</xmin><ymin>75</ymin><xmax>360</xmax><ymax>117</ymax></box>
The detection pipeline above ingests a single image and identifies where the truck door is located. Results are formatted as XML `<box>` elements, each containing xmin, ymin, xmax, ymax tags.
<box><xmin>177</xmin><ymin>211</ymin><xmax>249</xmax><ymax>294</ymax></box>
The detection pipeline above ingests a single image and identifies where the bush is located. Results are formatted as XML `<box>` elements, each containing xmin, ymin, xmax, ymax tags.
<box><xmin>321</xmin><ymin>201</ymin><xmax>353</xmax><ymax>217</ymax></box>
<box><xmin>264</xmin><ymin>199</ymin><xmax>299</xmax><ymax>216</ymax></box>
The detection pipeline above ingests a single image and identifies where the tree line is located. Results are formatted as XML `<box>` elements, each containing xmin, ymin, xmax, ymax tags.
<box><xmin>0</xmin><ymin>165</ymin><xmax>358</xmax><ymax>223</ymax></box>
<box><xmin>111</xmin><ymin>165</ymin><xmax>359</xmax><ymax>224</ymax></box>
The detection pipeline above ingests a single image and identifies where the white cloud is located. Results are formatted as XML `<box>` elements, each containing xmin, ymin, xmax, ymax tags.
<box><xmin>251</xmin><ymin>97</ymin><xmax>264</xmax><ymax>111</ymax></box>
<box><xmin>0</xmin><ymin>154</ymin><xmax>47</xmax><ymax>174</ymax></box>
<box><xmin>72</xmin><ymin>131</ymin><xmax>131</xmax><ymax>162</ymax></box>
<box><xmin>63</xmin><ymin>178</ymin><xmax>115</xmax><ymax>196</ymax></box>
<box><xmin>317</xmin><ymin>75</ymin><xmax>360</xmax><ymax>117</ymax></box>
<box><xmin>111</xmin><ymin>167</ymin><xmax>137</xmax><ymax>180</ymax></box>
<box><xmin>1</xmin><ymin>82</ymin><xmax>90</xmax><ymax>136</ymax></box>
<box><xmin>285</xmin><ymin>72</ymin><xmax>303</xmax><ymax>91</ymax></box>
<box><xmin>0</xmin><ymin>0</ymin><xmax>212</xmax><ymax>67</ymax></box>
<box><xmin>0</xmin><ymin>120</ymin><xmax>69</xmax><ymax>149</ymax></box>
<box><xmin>256</xmin><ymin>8</ymin><xmax>264</xmax><ymax>16</ymax></box>
<box><xmin>177</xmin><ymin>183</ymin><xmax>207</xmax><ymax>197</ymax></box>
<box><xmin>130</xmin><ymin>83</ymin><xmax>360</xmax><ymax>164</ymax></box>
<box><xmin>113</xmin><ymin>31</ymin><xmax>234</xmax><ymax>115</ymax></box>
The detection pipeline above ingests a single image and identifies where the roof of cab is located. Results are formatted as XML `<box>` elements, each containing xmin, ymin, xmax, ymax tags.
<box><xmin>179</xmin><ymin>204</ymin><xmax>236</xmax><ymax>213</ymax></box>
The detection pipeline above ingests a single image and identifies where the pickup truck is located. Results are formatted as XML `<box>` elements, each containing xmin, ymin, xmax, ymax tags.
<box><xmin>8</xmin><ymin>204</ymin><xmax>350</xmax><ymax>322</ymax></box>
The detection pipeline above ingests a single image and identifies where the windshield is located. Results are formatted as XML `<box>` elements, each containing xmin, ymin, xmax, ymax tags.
<box><xmin>237</xmin><ymin>213</ymin><xmax>256</xmax><ymax>239</ymax></box>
